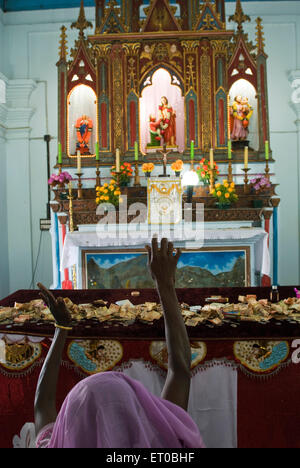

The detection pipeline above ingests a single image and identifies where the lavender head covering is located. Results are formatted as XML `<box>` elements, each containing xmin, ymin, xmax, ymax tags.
<box><xmin>46</xmin><ymin>371</ymin><xmax>205</xmax><ymax>448</ymax></box>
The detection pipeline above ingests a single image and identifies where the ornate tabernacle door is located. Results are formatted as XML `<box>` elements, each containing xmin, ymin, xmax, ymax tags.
<box><xmin>147</xmin><ymin>177</ymin><xmax>182</xmax><ymax>224</ymax></box>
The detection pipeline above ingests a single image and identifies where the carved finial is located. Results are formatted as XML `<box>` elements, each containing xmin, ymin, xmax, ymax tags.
<box><xmin>229</xmin><ymin>0</ymin><xmax>250</xmax><ymax>33</ymax></box>
<box><xmin>59</xmin><ymin>26</ymin><xmax>68</xmax><ymax>61</ymax></box>
<box><xmin>71</xmin><ymin>0</ymin><xmax>93</xmax><ymax>38</ymax></box>
<box><xmin>256</xmin><ymin>17</ymin><xmax>265</xmax><ymax>53</ymax></box>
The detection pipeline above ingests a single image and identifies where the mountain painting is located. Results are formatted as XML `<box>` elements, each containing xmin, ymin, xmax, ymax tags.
<box><xmin>83</xmin><ymin>248</ymin><xmax>249</xmax><ymax>289</ymax></box>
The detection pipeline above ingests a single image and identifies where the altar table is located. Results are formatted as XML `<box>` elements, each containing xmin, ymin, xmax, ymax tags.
<box><xmin>1</xmin><ymin>286</ymin><xmax>300</xmax><ymax>449</ymax></box>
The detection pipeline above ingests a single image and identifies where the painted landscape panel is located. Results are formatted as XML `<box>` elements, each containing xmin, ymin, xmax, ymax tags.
<box><xmin>83</xmin><ymin>248</ymin><xmax>249</xmax><ymax>289</ymax></box>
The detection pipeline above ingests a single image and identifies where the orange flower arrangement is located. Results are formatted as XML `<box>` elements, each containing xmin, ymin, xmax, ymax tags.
<box><xmin>111</xmin><ymin>161</ymin><xmax>133</xmax><ymax>186</ymax></box>
<box><xmin>171</xmin><ymin>159</ymin><xmax>183</xmax><ymax>173</ymax></box>
<box><xmin>142</xmin><ymin>163</ymin><xmax>155</xmax><ymax>174</ymax></box>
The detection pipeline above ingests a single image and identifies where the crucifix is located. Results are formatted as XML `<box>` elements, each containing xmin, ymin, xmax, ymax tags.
<box><xmin>157</xmin><ymin>143</ymin><xmax>172</xmax><ymax>177</ymax></box>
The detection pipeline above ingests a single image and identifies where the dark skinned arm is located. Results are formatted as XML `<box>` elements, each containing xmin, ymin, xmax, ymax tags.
<box><xmin>146</xmin><ymin>238</ymin><xmax>191</xmax><ymax>411</ymax></box>
<box><xmin>34</xmin><ymin>283</ymin><xmax>71</xmax><ymax>436</ymax></box>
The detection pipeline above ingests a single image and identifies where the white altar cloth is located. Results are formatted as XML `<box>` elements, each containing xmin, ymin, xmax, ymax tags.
<box><xmin>60</xmin><ymin>227</ymin><xmax>270</xmax><ymax>277</ymax></box>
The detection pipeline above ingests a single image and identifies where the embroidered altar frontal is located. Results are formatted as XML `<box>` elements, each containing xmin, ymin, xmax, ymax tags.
<box><xmin>1</xmin><ymin>286</ymin><xmax>300</xmax><ymax>448</ymax></box>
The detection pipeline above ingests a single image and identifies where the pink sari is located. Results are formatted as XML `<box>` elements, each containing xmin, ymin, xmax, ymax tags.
<box><xmin>36</xmin><ymin>372</ymin><xmax>205</xmax><ymax>448</ymax></box>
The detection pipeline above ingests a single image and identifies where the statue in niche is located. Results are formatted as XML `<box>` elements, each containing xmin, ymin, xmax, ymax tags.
<box><xmin>147</xmin><ymin>96</ymin><xmax>177</xmax><ymax>148</ymax></box>
<box><xmin>75</xmin><ymin>114</ymin><xmax>93</xmax><ymax>155</ymax></box>
<box><xmin>230</xmin><ymin>95</ymin><xmax>253</xmax><ymax>141</ymax></box>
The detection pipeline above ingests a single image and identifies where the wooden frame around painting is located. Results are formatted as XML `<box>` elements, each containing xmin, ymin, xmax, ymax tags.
<box><xmin>81</xmin><ymin>246</ymin><xmax>251</xmax><ymax>289</ymax></box>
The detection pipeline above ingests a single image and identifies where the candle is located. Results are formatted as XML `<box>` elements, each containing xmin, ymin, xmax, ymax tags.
<box><xmin>58</xmin><ymin>142</ymin><xmax>62</xmax><ymax>164</ymax></box>
<box><xmin>228</xmin><ymin>140</ymin><xmax>232</xmax><ymax>160</ymax></box>
<box><xmin>134</xmin><ymin>141</ymin><xmax>139</xmax><ymax>161</ymax></box>
<box><xmin>95</xmin><ymin>141</ymin><xmax>99</xmax><ymax>161</ymax></box>
<box><xmin>190</xmin><ymin>140</ymin><xmax>194</xmax><ymax>161</ymax></box>
<box><xmin>244</xmin><ymin>146</ymin><xmax>248</xmax><ymax>169</ymax></box>
<box><xmin>265</xmin><ymin>140</ymin><xmax>269</xmax><ymax>160</ymax></box>
<box><xmin>116</xmin><ymin>148</ymin><xmax>120</xmax><ymax>173</ymax></box>
<box><xmin>77</xmin><ymin>150</ymin><xmax>81</xmax><ymax>174</ymax></box>
<box><xmin>209</xmin><ymin>148</ymin><xmax>214</xmax><ymax>169</ymax></box>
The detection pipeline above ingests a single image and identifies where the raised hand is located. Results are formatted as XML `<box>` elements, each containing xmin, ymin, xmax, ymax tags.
<box><xmin>146</xmin><ymin>237</ymin><xmax>181</xmax><ymax>288</ymax></box>
<box><xmin>37</xmin><ymin>283</ymin><xmax>71</xmax><ymax>327</ymax></box>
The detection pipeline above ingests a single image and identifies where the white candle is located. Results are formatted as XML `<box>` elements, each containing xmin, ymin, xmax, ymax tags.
<box><xmin>244</xmin><ymin>146</ymin><xmax>248</xmax><ymax>169</ymax></box>
<box><xmin>77</xmin><ymin>150</ymin><xmax>81</xmax><ymax>174</ymax></box>
<box><xmin>116</xmin><ymin>148</ymin><xmax>120</xmax><ymax>173</ymax></box>
<box><xmin>209</xmin><ymin>148</ymin><xmax>214</xmax><ymax>169</ymax></box>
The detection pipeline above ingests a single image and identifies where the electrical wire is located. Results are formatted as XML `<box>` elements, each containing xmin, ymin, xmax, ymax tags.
<box><xmin>29</xmin><ymin>230</ymin><xmax>43</xmax><ymax>289</ymax></box>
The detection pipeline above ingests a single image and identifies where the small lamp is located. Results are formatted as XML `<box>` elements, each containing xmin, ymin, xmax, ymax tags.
<box><xmin>182</xmin><ymin>170</ymin><xmax>199</xmax><ymax>203</ymax></box>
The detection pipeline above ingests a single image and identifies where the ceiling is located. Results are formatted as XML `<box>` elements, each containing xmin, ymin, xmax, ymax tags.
<box><xmin>0</xmin><ymin>0</ymin><xmax>296</xmax><ymax>12</ymax></box>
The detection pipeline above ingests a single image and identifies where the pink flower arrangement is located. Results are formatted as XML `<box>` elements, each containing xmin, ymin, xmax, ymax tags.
<box><xmin>48</xmin><ymin>172</ymin><xmax>72</xmax><ymax>186</ymax></box>
<box><xmin>250</xmin><ymin>175</ymin><xmax>271</xmax><ymax>193</ymax></box>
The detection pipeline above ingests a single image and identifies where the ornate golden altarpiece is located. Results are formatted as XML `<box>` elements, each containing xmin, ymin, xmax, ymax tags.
<box><xmin>56</xmin><ymin>0</ymin><xmax>271</xmax><ymax>167</ymax></box>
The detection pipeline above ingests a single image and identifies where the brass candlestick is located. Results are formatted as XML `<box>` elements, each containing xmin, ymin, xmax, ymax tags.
<box><xmin>58</xmin><ymin>163</ymin><xmax>62</xmax><ymax>175</ymax></box>
<box><xmin>228</xmin><ymin>159</ymin><xmax>233</xmax><ymax>183</ymax></box>
<box><xmin>115</xmin><ymin>171</ymin><xmax>122</xmax><ymax>187</ymax></box>
<box><xmin>134</xmin><ymin>161</ymin><xmax>141</xmax><ymax>187</ymax></box>
<box><xmin>76</xmin><ymin>172</ymin><xmax>83</xmax><ymax>199</ymax></box>
<box><xmin>209</xmin><ymin>168</ymin><xmax>215</xmax><ymax>193</ymax></box>
<box><xmin>95</xmin><ymin>161</ymin><xmax>101</xmax><ymax>188</ymax></box>
<box><xmin>67</xmin><ymin>183</ymin><xmax>74</xmax><ymax>233</ymax></box>
<box><xmin>242</xmin><ymin>168</ymin><xmax>251</xmax><ymax>194</ymax></box>
<box><xmin>265</xmin><ymin>159</ymin><xmax>270</xmax><ymax>181</ymax></box>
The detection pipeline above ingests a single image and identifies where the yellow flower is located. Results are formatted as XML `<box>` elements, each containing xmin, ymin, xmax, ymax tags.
<box><xmin>114</xmin><ymin>190</ymin><xmax>121</xmax><ymax>196</ymax></box>
<box><xmin>109</xmin><ymin>185</ymin><xmax>114</xmax><ymax>191</ymax></box>
<box><xmin>104</xmin><ymin>189</ymin><xmax>108</xmax><ymax>194</ymax></box>
<box><xmin>96</xmin><ymin>186</ymin><xmax>101</xmax><ymax>191</ymax></box>
<box><xmin>223</xmin><ymin>179</ymin><xmax>228</xmax><ymax>184</ymax></box>
<box><xmin>104</xmin><ymin>183</ymin><xmax>108</xmax><ymax>188</ymax></box>
<box><xmin>100</xmin><ymin>195</ymin><xmax>105</xmax><ymax>200</ymax></box>
<box><xmin>104</xmin><ymin>196</ymin><xmax>109</xmax><ymax>201</ymax></box>
<box><xmin>217</xmin><ymin>191</ymin><xmax>222</xmax><ymax>197</ymax></box>
<box><xmin>228</xmin><ymin>188</ymin><xmax>233</xmax><ymax>193</ymax></box>
<box><xmin>230</xmin><ymin>182</ymin><xmax>235</xmax><ymax>188</ymax></box>
<box><xmin>215</xmin><ymin>183</ymin><xmax>221</xmax><ymax>188</ymax></box>
<box><xmin>224</xmin><ymin>183</ymin><xmax>229</xmax><ymax>188</ymax></box>
<box><xmin>96</xmin><ymin>197</ymin><xmax>100</xmax><ymax>204</ymax></box>
<box><xmin>110</xmin><ymin>179</ymin><xmax>116</xmax><ymax>184</ymax></box>
<box><xmin>225</xmin><ymin>192</ymin><xmax>230</xmax><ymax>199</ymax></box>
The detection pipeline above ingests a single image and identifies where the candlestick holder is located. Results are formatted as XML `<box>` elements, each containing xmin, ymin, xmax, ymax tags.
<box><xmin>242</xmin><ymin>168</ymin><xmax>251</xmax><ymax>194</ymax></box>
<box><xmin>95</xmin><ymin>161</ymin><xmax>101</xmax><ymax>188</ymax></box>
<box><xmin>67</xmin><ymin>184</ymin><xmax>75</xmax><ymax>233</ymax></box>
<box><xmin>58</xmin><ymin>163</ymin><xmax>62</xmax><ymax>175</ymax></box>
<box><xmin>76</xmin><ymin>172</ymin><xmax>83</xmax><ymax>199</ymax></box>
<box><xmin>265</xmin><ymin>159</ymin><xmax>270</xmax><ymax>181</ymax></box>
<box><xmin>134</xmin><ymin>161</ymin><xmax>141</xmax><ymax>187</ymax></box>
<box><xmin>115</xmin><ymin>171</ymin><xmax>122</xmax><ymax>187</ymax></box>
<box><xmin>209</xmin><ymin>169</ymin><xmax>215</xmax><ymax>193</ymax></box>
<box><xmin>228</xmin><ymin>160</ymin><xmax>233</xmax><ymax>183</ymax></box>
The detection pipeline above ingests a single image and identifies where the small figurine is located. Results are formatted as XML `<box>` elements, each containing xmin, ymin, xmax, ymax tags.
<box><xmin>75</xmin><ymin>114</ymin><xmax>93</xmax><ymax>155</ymax></box>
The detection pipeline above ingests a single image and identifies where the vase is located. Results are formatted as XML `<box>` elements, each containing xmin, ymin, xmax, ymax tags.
<box><xmin>175</xmin><ymin>171</ymin><xmax>181</xmax><ymax>177</ymax></box>
<box><xmin>252</xmin><ymin>199</ymin><xmax>263</xmax><ymax>208</ymax></box>
<box><xmin>215</xmin><ymin>202</ymin><xmax>231</xmax><ymax>209</ymax></box>
<box><xmin>145</xmin><ymin>172</ymin><xmax>151</xmax><ymax>178</ymax></box>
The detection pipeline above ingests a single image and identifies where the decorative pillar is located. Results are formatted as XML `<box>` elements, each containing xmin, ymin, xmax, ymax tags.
<box><xmin>3</xmin><ymin>78</ymin><xmax>37</xmax><ymax>292</ymax></box>
<box><xmin>288</xmin><ymin>69</ymin><xmax>300</xmax><ymax>284</ymax></box>
<box><xmin>261</xmin><ymin>209</ymin><xmax>272</xmax><ymax>287</ymax></box>
<box><xmin>270</xmin><ymin>198</ymin><xmax>280</xmax><ymax>286</ymax></box>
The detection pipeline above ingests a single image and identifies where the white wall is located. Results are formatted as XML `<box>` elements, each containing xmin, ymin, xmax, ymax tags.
<box><xmin>0</xmin><ymin>2</ymin><xmax>299</xmax><ymax>298</ymax></box>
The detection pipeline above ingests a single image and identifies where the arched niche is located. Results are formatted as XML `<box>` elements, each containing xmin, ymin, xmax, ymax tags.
<box><xmin>67</xmin><ymin>84</ymin><xmax>98</xmax><ymax>158</ymax></box>
<box><xmin>139</xmin><ymin>67</ymin><xmax>185</xmax><ymax>155</ymax></box>
<box><xmin>229</xmin><ymin>78</ymin><xmax>258</xmax><ymax>151</ymax></box>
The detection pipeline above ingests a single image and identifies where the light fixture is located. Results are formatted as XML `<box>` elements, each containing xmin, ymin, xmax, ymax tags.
<box><xmin>182</xmin><ymin>170</ymin><xmax>199</xmax><ymax>203</ymax></box>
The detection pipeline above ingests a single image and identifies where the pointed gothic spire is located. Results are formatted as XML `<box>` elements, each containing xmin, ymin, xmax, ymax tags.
<box><xmin>58</xmin><ymin>26</ymin><xmax>68</xmax><ymax>61</ymax></box>
<box><xmin>71</xmin><ymin>0</ymin><xmax>93</xmax><ymax>38</ymax></box>
<box><xmin>229</xmin><ymin>0</ymin><xmax>250</xmax><ymax>33</ymax></box>
<box><xmin>255</xmin><ymin>17</ymin><xmax>266</xmax><ymax>54</ymax></box>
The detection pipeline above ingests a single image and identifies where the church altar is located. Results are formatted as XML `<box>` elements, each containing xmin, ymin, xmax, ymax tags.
<box><xmin>47</xmin><ymin>0</ymin><xmax>279</xmax><ymax>292</ymax></box>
